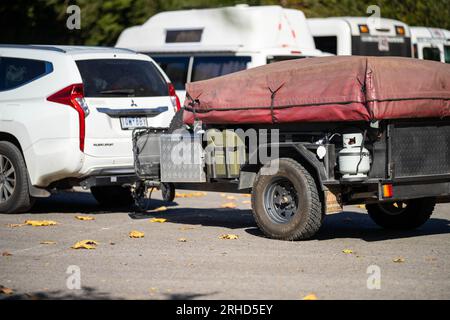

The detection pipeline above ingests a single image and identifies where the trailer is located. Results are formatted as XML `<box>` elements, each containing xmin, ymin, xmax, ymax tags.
<box><xmin>132</xmin><ymin>56</ymin><xmax>450</xmax><ymax>240</ymax></box>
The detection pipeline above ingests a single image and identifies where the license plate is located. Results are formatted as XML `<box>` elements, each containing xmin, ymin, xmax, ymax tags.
<box><xmin>120</xmin><ymin>117</ymin><xmax>148</xmax><ymax>130</ymax></box>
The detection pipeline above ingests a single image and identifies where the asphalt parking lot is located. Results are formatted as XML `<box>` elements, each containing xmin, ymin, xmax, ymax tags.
<box><xmin>1</xmin><ymin>188</ymin><xmax>449</xmax><ymax>300</ymax></box>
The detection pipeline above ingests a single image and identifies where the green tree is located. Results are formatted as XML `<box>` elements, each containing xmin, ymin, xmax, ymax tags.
<box><xmin>1</xmin><ymin>0</ymin><xmax>449</xmax><ymax>46</ymax></box>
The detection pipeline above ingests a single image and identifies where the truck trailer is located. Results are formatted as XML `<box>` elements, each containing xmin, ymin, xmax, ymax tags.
<box><xmin>132</xmin><ymin>56</ymin><xmax>450</xmax><ymax>241</ymax></box>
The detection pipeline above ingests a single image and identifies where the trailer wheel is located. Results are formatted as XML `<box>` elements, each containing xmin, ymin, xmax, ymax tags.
<box><xmin>251</xmin><ymin>158</ymin><xmax>323</xmax><ymax>240</ymax></box>
<box><xmin>161</xmin><ymin>183</ymin><xmax>175</xmax><ymax>202</ymax></box>
<box><xmin>91</xmin><ymin>186</ymin><xmax>133</xmax><ymax>207</ymax></box>
<box><xmin>366</xmin><ymin>198</ymin><xmax>436</xmax><ymax>230</ymax></box>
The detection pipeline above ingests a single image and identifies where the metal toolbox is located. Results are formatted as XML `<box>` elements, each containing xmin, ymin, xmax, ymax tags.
<box><xmin>160</xmin><ymin>133</ymin><xmax>206</xmax><ymax>183</ymax></box>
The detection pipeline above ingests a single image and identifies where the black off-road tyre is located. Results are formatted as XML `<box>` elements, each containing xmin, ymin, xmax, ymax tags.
<box><xmin>0</xmin><ymin>141</ymin><xmax>35</xmax><ymax>214</ymax></box>
<box><xmin>168</xmin><ymin>109</ymin><xmax>185</xmax><ymax>133</ymax></box>
<box><xmin>91</xmin><ymin>186</ymin><xmax>134</xmax><ymax>207</ymax></box>
<box><xmin>251</xmin><ymin>158</ymin><xmax>323</xmax><ymax>240</ymax></box>
<box><xmin>161</xmin><ymin>183</ymin><xmax>176</xmax><ymax>202</ymax></box>
<box><xmin>366</xmin><ymin>198</ymin><xmax>436</xmax><ymax>230</ymax></box>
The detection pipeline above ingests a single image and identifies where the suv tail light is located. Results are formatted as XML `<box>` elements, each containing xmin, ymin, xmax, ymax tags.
<box><xmin>168</xmin><ymin>83</ymin><xmax>181</xmax><ymax>112</ymax></box>
<box><xmin>47</xmin><ymin>84</ymin><xmax>90</xmax><ymax>152</ymax></box>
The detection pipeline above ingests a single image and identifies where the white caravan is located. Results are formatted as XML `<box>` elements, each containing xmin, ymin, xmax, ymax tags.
<box><xmin>410</xmin><ymin>27</ymin><xmax>450</xmax><ymax>63</ymax></box>
<box><xmin>116</xmin><ymin>5</ymin><xmax>329</xmax><ymax>100</ymax></box>
<box><xmin>308</xmin><ymin>17</ymin><xmax>412</xmax><ymax>57</ymax></box>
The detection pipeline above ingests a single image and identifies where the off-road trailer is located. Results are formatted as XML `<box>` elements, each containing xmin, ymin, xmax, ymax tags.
<box><xmin>131</xmin><ymin>56</ymin><xmax>450</xmax><ymax>240</ymax></box>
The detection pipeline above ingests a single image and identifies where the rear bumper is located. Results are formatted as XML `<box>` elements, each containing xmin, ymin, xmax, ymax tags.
<box><xmin>79</xmin><ymin>171</ymin><xmax>137</xmax><ymax>189</ymax></box>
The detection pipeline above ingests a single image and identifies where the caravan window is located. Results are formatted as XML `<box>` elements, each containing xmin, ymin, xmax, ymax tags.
<box><xmin>166</xmin><ymin>29</ymin><xmax>203</xmax><ymax>43</ymax></box>
<box><xmin>313</xmin><ymin>36</ymin><xmax>338</xmax><ymax>55</ymax></box>
<box><xmin>152</xmin><ymin>56</ymin><xmax>189</xmax><ymax>90</ymax></box>
<box><xmin>444</xmin><ymin>46</ymin><xmax>450</xmax><ymax>63</ymax></box>
<box><xmin>267</xmin><ymin>56</ymin><xmax>305</xmax><ymax>64</ymax></box>
<box><xmin>422</xmin><ymin>47</ymin><xmax>441</xmax><ymax>62</ymax></box>
<box><xmin>191</xmin><ymin>56</ymin><xmax>251</xmax><ymax>82</ymax></box>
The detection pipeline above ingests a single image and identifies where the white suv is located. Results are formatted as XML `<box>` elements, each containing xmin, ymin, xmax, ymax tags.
<box><xmin>0</xmin><ymin>45</ymin><xmax>179</xmax><ymax>213</ymax></box>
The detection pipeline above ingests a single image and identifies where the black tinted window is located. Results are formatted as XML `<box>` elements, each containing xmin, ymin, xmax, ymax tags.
<box><xmin>423</xmin><ymin>47</ymin><xmax>441</xmax><ymax>61</ymax></box>
<box><xmin>166</xmin><ymin>29</ymin><xmax>203</xmax><ymax>43</ymax></box>
<box><xmin>267</xmin><ymin>56</ymin><xmax>305</xmax><ymax>64</ymax></box>
<box><xmin>0</xmin><ymin>57</ymin><xmax>53</xmax><ymax>91</ymax></box>
<box><xmin>76</xmin><ymin>59</ymin><xmax>168</xmax><ymax>97</ymax></box>
<box><xmin>314</xmin><ymin>36</ymin><xmax>338</xmax><ymax>55</ymax></box>
<box><xmin>351</xmin><ymin>36</ymin><xmax>412</xmax><ymax>57</ymax></box>
<box><xmin>191</xmin><ymin>56</ymin><xmax>251</xmax><ymax>82</ymax></box>
<box><xmin>153</xmin><ymin>56</ymin><xmax>189</xmax><ymax>90</ymax></box>
<box><xmin>445</xmin><ymin>46</ymin><xmax>450</xmax><ymax>63</ymax></box>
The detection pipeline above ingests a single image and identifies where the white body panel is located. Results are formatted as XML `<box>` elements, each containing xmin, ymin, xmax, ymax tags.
<box><xmin>0</xmin><ymin>46</ymin><xmax>175</xmax><ymax>188</ymax></box>
<box><xmin>116</xmin><ymin>5</ymin><xmax>331</xmax><ymax>103</ymax></box>
<box><xmin>308</xmin><ymin>17</ymin><xmax>411</xmax><ymax>57</ymax></box>
<box><xmin>410</xmin><ymin>27</ymin><xmax>450</xmax><ymax>63</ymax></box>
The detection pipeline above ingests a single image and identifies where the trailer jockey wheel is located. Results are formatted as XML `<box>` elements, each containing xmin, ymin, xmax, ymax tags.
<box><xmin>161</xmin><ymin>183</ymin><xmax>175</xmax><ymax>202</ymax></box>
<box><xmin>251</xmin><ymin>158</ymin><xmax>323</xmax><ymax>241</ymax></box>
<box><xmin>366</xmin><ymin>198</ymin><xmax>436</xmax><ymax>230</ymax></box>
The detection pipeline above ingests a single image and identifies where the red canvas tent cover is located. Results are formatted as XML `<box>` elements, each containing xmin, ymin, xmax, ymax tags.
<box><xmin>183</xmin><ymin>56</ymin><xmax>450</xmax><ymax>124</ymax></box>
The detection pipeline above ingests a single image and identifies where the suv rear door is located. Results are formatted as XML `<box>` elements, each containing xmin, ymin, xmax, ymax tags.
<box><xmin>75</xmin><ymin>57</ymin><xmax>175</xmax><ymax>158</ymax></box>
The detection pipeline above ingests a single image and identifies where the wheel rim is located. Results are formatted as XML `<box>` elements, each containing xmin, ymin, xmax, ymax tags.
<box><xmin>263</xmin><ymin>177</ymin><xmax>298</xmax><ymax>224</ymax></box>
<box><xmin>379</xmin><ymin>201</ymin><xmax>409</xmax><ymax>216</ymax></box>
<box><xmin>0</xmin><ymin>155</ymin><xmax>16</xmax><ymax>204</ymax></box>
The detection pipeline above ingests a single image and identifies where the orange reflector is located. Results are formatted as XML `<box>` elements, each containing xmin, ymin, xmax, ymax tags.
<box><xmin>359</xmin><ymin>24</ymin><xmax>370</xmax><ymax>33</ymax></box>
<box><xmin>382</xmin><ymin>184</ymin><xmax>393</xmax><ymax>198</ymax></box>
<box><xmin>395</xmin><ymin>26</ymin><xmax>405</xmax><ymax>36</ymax></box>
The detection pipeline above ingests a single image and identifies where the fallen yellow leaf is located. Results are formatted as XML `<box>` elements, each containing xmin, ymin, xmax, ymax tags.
<box><xmin>241</xmin><ymin>194</ymin><xmax>251</xmax><ymax>198</ymax></box>
<box><xmin>75</xmin><ymin>215</ymin><xmax>95</xmax><ymax>221</ymax></box>
<box><xmin>219</xmin><ymin>234</ymin><xmax>239</xmax><ymax>240</ymax></box>
<box><xmin>193</xmin><ymin>192</ymin><xmax>207</xmax><ymax>197</ymax></box>
<box><xmin>40</xmin><ymin>241</ymin><xmax>57</xmax><ymax>245</ymax></box>
<box><xmin>242</xmin><ymin>200</ymin><xmax>251</xmax><ymax>204</ymax></box>
<box><xmin>150</xmin><ymin>206</ymin><xmax>167</xmax><ymax>212</ymax></box>
<box><xmin>302</xmin><ymin>293</ymin><xmax>318</xmax><ymax>300</ymax></box>
<box><xmin>226</xmin><ymin>196</ymin><xmax>236</xmax><ymax>200</ymax></box>
<box><xmin>357</xmin><ymin>204</ymin><xmax>366</xmax><ymax>209</ymax></box>
<box><xmin>71</xmin><ymin>240</ymin><xmax>98</xmax><ymax>250</ymax></box>
<box><xmin>0</xmin><ymin>286</ymin><xmax>13</xmax><ymax>295</ymax></box>
<box><xmin>178</xmin><ymin>238</ymin><xmax>187</xmax><ymax>242</ymax></box>
<box><xmin>220</xmin><ymin>193</ymin><xmax>227</xmax><ymax>197</ymax></box>
<box><xmin>393</xmin><ymin>257</ymin><xmax>405</xmax><ymax>263</ymax></box>
<box><xmin>221</xmin><ymin>202</ymin><xmax>237</xmax><ymax>209</ymax></box>
<box><xmin>150</xmin><ymin>218</ymin><xmax>167</xmax><ymax>223</ymax></box>
<box><xmin>342</xmin><ymin>249</ymin><xmax>354</xmax><ymax>254</ymax></box>
<box><xmin>25</xmin><ymin>220</ymin><xmax>58</xmax><ymax>227</ymax></box>
<box><xmin>129</xmin><ymin>230</ymin><xmax>145</xmax><ymax>238</ymax></box>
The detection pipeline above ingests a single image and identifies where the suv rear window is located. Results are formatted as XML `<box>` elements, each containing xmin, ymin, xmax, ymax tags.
<box><xmin>76</xmin><ymin>59</ymin><xmax>168</xmax><ymax>97</ymax></box>
<box><xmin>191</xmin><ymin>56</ymin><xmax>251</xmax><ymax>82</ymax></box>
<box><xmin>0</xmin><ymin>57</ymin><xmax>53</xmax><ymax>92</ymax></box>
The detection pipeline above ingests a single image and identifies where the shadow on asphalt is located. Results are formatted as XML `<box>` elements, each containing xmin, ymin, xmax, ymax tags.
<box><xmin>0</xmin><ymin>286</ymin><xmax>217</xmax><ymax>300</ymax></box>
<box><xmin>0</xmin><ymin>287</ymin><xmax>121</xmax><ymax>300</ymax></box>
<box><xmin>246</xmin><ymin>211</ymin><xmax>450</xmax><ymax>242</ymax></box>
<box><xmin>29</xmin><ymin>191</ymin><xmax>177</xmax><ymax>215</ymax></box>
<box><xmin>22</xmin><ymin>192</ymin><xmax>450</xmax><ymax>242</ymax></box>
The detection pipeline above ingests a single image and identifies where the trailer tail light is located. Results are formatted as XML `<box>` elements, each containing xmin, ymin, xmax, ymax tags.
<box><xmin>359</xmin><ymin>24</ymin><xmax>370</xmax><ymax>34</ymax></box>
<box><xmin>395</xmin><ymin>26</ymin><xmax>406</xmax><ymax>36</ymax></box>
<box><xmin>47</xmin><ymin>84</ymin><xmax>89</xmax><ymax>152</ymax></box>
<box><xmin>168</xmin><ymin>83</ymin><xmax>181</xmax><ymax>112</ymax></box>
<box><xmin>382</xmin><ymin>184</ymin><xmax>393</xmax><ymax>198</ymax></box>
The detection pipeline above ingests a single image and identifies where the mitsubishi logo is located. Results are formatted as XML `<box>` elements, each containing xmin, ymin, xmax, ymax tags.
<box><xmin>130</xmin><ymin>99</ymin><xmax>138</xmax><ymax>107</ymax></box>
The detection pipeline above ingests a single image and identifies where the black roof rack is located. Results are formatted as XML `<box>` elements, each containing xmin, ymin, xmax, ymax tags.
<box><xmin>0</xmin><ymin>44</ymin><xmax>66</xmax><ymax>53</ymax></box>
